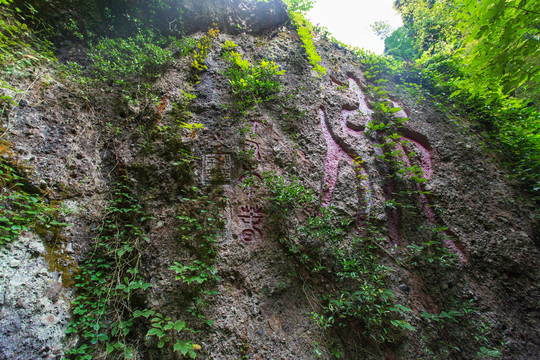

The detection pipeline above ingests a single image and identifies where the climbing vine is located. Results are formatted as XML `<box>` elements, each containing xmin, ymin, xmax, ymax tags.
<box><xmin>261</xmin><ymin>172</ymin><xmax>405</xmax><ymax>347</ymax></box>
<box><xmin>65</xmin><ymin>174</ymin><xmax>154</xmax><ymax>359</ymax></box>
<box><xmin>65</xmin><ymin>171</ymin><xmax>223</xmax><ymax>359</ymax></box>
<box><xmin>0</xmin><ymin>143</ymin><xmax>67</xmax><ymax>245</ymax></box>
<box><xmin>190</xmin><ymin>25</ymin><xmax>220</xmax><ymax>80</ymax></box>
<box><xmin>221</xmin><ymin>40</ymin><xmax>285</xmax><ymax>114</ymax></box>
<box><xmin>283</xmin><ymin>0</ymin><xmax>326</xmax><ymax>75</ymax></box>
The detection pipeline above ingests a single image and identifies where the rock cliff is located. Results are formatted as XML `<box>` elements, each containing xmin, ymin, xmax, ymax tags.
<box><xmin>0</xmin><ymin>1</ymin><xmax>538</xmax><ymax>359</ymax></box>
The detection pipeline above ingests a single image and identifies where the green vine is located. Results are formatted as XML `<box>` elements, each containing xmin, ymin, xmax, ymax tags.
<box><xmin>0</xmin><ymin>144</ymin><xmax>67</xmax><ymax>246</ymax></box>
<box><xmin>261</xmin><ymin>172</ymin><xmax>406</xmax><ymax>347</ymax></box>
<box><xmin>190</xmin><ymin>25</ymin><xmax>219</xmax><ymax>81</ymax></box>
<box><xmin>282</xmin><ymin>0</ymin><xmax>326</xmax><ymax>76</ymax></box>
<box><xmin>221</xmin><ymin>40</ymin><xmax>285</xmax><ymax>114</ymax></box>
<box><xmin>65</xmin><ymin>174</ymin><xmax>154</xmax><ymax>359</ymax></box>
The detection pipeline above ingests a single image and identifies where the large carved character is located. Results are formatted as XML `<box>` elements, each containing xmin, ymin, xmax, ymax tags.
<box><xmin>320</xmin><ymin>74</ymin><xmax>397</xmax><ymax>241</ymax></box>
<box><xmin>320</xmin><ymin>73</ymin><xmax>466</xmax><ymax>261</ymax></box>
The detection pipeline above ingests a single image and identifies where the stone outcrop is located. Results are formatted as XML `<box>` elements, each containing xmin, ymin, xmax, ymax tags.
<box><xmin>0</xmin><ymin>1</ymin><xmax>538</xmax><ymax>359</ymax></box>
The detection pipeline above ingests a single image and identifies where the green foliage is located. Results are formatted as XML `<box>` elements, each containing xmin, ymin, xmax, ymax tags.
<box><xmin>171</xmin><ymin>260</ymin><xmax>218</xmax><ymax>285</ymax></box>
<box><xmin>190</xmin><ymin>25</ymin><xmax>219</xmax><ymax>77</ymax></box>
<box><xmin>65</xmin><ymin>176</ymin><xmax>154</xmax><ymax>359</ymax></box>
<box><xmin>394</xmin><ymin>0</ymin><xmax>459</xmax><ymax>56</ymax></box>
<box><xmin>282</xmin><ymin>0</ymin><xmax>325</xmax><ymax>75</ymax></box>
<box><xmin>0</xmin><ymin>0</ymin><xmax>54</xmax><ymax>66</ymax></box>
<box><xmin>383</xmin><ymin>27</ymin><xmax>417</xmax><ymax>61</ymax></box>
<box><xmin>311</xmin><ymin>235</ymin><xmax>397</xmax><ymax>342</ymax></box>
<box><xmin>0</xmin><ymin>0</ymin><xmax>55</xmax><ymax>112</ymax></box>
<box><xmin>358</xmin><ymin>0</ymin><xmax>540</xmax><ymax>197</ymax></box>
<box><xmin>371</xmin><ymin>21</ymin><xmax>393</xmax><ymax>40</ymax></box>
<box><xmin>147</xmin><ymin>87</ymin><xmax>205</xmax><ymax>152</ymax></box>
<box><xmin>407</xmin><ymin>227</ymin><xmax>459</xmax><ymax>267</ymax></box>
<box><xmin>58</xmin><ymin>9</ymin><xmax>196</xmax><ymax>100</ymax></box>
<box><xmin>455</xmin><ymin>0</ymin><xmax>540</xmax><ymax>96</ymax></box>
<box><xmin>0</xmin><ymin>149</ymin><xmax>67</xmax><ymax>245</ymax></box>
<box><xmin>0</xmin><ymin>0</ymin><xmax>30</xmax><ymax>64</ymax></box>
<box><xmin>262</xmin><ymin>172</ymin><xmax>407</xmax><ymax>343</ymax></box>
<box><xmin>261</xmin><ymin>171</ymin><xmax>316</xmax><ymax>216</ymax></box>
<box><xmin>222</xmin><ymin>41</ymin><xmax>285</xmax><ymax>112</ymax></box>
<box><xmin>287</xmin><ymin>11</ymin><xmax>326</xmax><ymax>75</ymax></box>
<box><xmin>133</xmin><ymin>309</ymin><xmax>198</xmax><ymax>358</ymax></box>
<box><xmin>88</xmin><ymin>29</ymin><xmax>173</xmax><ymax>87</ymax></box>
<box><xmin>18</xmin><ymin>0</ymin><xmax>182</xmax><ymax>40</ymax></box>
<box><xmin>166</xmin><ymin>188</ymin><xmax>224</xmax><ymax>357</ymax></box>
<box><xmin>66</xmin><ymin>177</ymin><xmax>222</xmax><ymax>359</ymax></box>
<box><xmin>283</xmin><ymin>0</ymin><xmax>316</xmax><ymax>13</ymax></box>
<box><xmin>414</xmin><ymin>299</ymin><xmax>503</xmax><ymax>358</ymax></box>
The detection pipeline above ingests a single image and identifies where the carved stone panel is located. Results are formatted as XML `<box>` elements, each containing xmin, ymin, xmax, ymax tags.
<box><xmin>202</xmin><ymin>153</ymin><xmax>231</xmax><ymax>185</ymax></box>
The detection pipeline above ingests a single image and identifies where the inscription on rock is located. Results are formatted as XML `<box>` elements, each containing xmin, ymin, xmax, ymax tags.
<box><xmin>203</xmin><ymin>154</ymin><xmax>231</xmax><ymax>184</ymax></box>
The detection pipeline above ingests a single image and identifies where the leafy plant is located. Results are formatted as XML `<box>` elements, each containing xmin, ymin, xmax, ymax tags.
<box><xmin>88</xmin><ymin>29</ymin><xmax>173</xmax><ymax>87</ymax></box>
<box><xmin>407</xmin><ymin>227</ymin><xmax>459</xmax><ymax>267</ymax></box>
<box><xmin>65</xmin><ymin>175</ymin><xmax>155</xmax><ymax>359</ymax></box>
<box><xmin>222</xmin><ymin>41</ymin><xmax>285</xmax><ymax>112</ymax></box>
<box><xmin>283</xmin><ymin>1</ymin><xmax>326</xmax><ymax>75</ymax></box>
<box><xmin>190</xmin><ymin>25</ymin><xmax>219</xmax><ymax>78</ymax></box>
<box><xmin>455</xmin><ymin>0</ymin><xmax>540</xmax><ymax>96</ymax></box>
<box><xmin>0</xmin><ymin>0</ymin><xmax>54</xmax><ymax>66</ymax></box>
<box><xmin>133</xmin><ymin>309</ymin><xmax>199</xmax><ymax>359</ymax></box>
<box><xmin>0</xmin><ymin>150</ymin><xmax>67</xmax><ymax>245</ymax></box>
<box><xmin>262</xmin><ymin>172</ymin><xmax>407</xmax><ymax>344</ymax></box>
<box><xmin>262</xmin><ymin>171</ymin><xmax>316</xmax><ymax>215</ymax></box>
<box><xmin>387</xmin><ymin>0</ymin><xmax>540</xmax><ymax>197</ymax></box>
<box><xmin>283</xmin><ymin>0</ymin><xmax>316</xmax><ymax>13</ymax></box>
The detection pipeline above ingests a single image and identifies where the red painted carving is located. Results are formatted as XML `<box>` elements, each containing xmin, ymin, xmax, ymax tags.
<box><xmin>393</xmin><ymin>119</ymin><xmax>466</xmax><ymax>261</ymax></box>
<box><xmin>245</xmin><ymin>140</ymin><xmax>262</xmax><ymax>161</ymax></box>
<box><xmin>214</xmin><ymin>134</ymin><xmax>226</xmax><ymax>153</ymax></box>
<box><xmin>241</xmin><ymin>228</ymin><xmax>262</xmax><ymax>242</ymax></box>
<box><xmin>319</xmin><ymin>76</ymin><xmax>380</xmax><ymax>233</ymax></box>
<box><xmin>239</xmin><ymin>163</ymin><xmax>262</xmax><ymax>198</ymax></box>
<box><xmin>238</xmin><ymin>205</ymin><xmax>264</xmax><ymax>242</ymax></box>
<box><xmin>320</xmin><ymin>108</ymin><xmax>373</xmax><ymax>229</ymax></box>
<box><xmin>320</xmin><ymin>75</ymin><xmax>466</xmax><ymax>260</ymax></box>
<box><xmin>249</xmin><ymin>119</ymin><xmax>265</xmax><ymax>134</ymax></box>
<box><xmin>236</xmin><ymin>138</ymin><xmax>265</xmax><ymax>242</ymax></box>
<box><xmin>238</xmin><ymin>141</ymin><xmax>262</xmax><ymax>183</ymax></box>
<box><xmin>320</xmin><ymin>107</ymin><xmax>353</xmax><ymax>206</ymax></box>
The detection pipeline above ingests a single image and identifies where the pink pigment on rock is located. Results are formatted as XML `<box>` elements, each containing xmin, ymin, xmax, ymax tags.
<box><xmin>339</xmin><ymin>78</ymin><xmax>372</xmax><ymax>137</ymax></box>
<box><xmin>348</xmin><ymin>78</ymin><xmax>373</xmax><ymax>120</ymax></box>
<box><xmin>320</xmin><ymin>108</ymin><xmax>354</xmax><ymax>206</ymax></box>
<box><xmin>390</xmin><ymin>100</ymin><xmax>408</xmax><ymax>119</ymax></box>
<box><xmin>402</xmin><ymin>137</ymin><xmax>433</xmax><ymax>179</ymax></box>
<box><xmin>396</xmin><ymin>138</ymin><xmax>466</xmax><ymax>261</ymax></box>
<box><xmin>320</xmin><ymin>76</ymin><xmax>466</xmax><ymax>260</ymax></box>
<box><xmin>395</xmin><ymin>141</ymin><xmax>436</xmax><ymax>222</ymax></box>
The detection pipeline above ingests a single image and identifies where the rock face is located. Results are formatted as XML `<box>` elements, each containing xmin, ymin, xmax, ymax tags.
<box><xmin>0</xmin><ymin>0</ymin><xmax>539</xmax><ymax>359</ymax></box>
<box><xmin>178</xmin><ymin>0</ymin><xmax>289</xmax><ymax>34</ymax></box>
<box><xmin>0</xmin><ymin>233</ymin><xmax>70</xmax><ymax>360</ymax></box>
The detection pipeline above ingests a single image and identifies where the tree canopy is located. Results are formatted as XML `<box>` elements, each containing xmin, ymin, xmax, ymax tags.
<box><xmin>381</xmin><ymin>0</ymin><xmax>540</xmax><ymax>197</ymax></box>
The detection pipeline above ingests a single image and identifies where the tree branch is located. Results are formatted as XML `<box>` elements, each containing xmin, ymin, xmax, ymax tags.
<box><xmin>506</xmin><ymin>5</ymin><xmax>540</xmax><ymax>16</ymax></box>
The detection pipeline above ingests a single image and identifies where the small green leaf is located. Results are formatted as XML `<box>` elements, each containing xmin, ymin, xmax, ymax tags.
<box><xmin>97</xmin><ymin>333</ymin><xmax>109</xmax><ymax>341</ymax></box>
<box><xmin>174</xmin><ymin>340</ymin><xmax>191</xmax><ymax>355</ymax></box>
<box><xmin>147</xmin><ymin>328</ymin><xmax>162</xmax><ymax>336</ymax></box>
<box><xmin>173</xmin><ymin>320</ymin><xmax>186</xmax><ymax>332</ymax></box>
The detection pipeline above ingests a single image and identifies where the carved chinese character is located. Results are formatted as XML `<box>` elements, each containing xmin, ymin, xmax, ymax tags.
<box><xmin>203</xmin><ymin>154</ymin><xmax>231</xmax><ymax>184</ymax></box>
<box><xmin>249</xmin><ymin>119</ymin><xmax>265</xmax><ymax>134</ymax></box>
<box><xmin>238</xmin><ymin>205</ymin><xmax>264</xmax><ymax>242</ymax></box>
<box><xmin>245</xmin><ymin>140</ymin><xmax>262</xmax><ymax>161</ymax></box>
